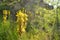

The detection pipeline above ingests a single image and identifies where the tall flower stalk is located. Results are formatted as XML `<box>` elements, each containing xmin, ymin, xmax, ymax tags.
<box><xmin>3</xmin><ymin>10</ymin><xmax>8</xmax><ymax>23</ymax></box>
<box><xmin>16</xmin><ymin>10</ymin><xmax>28</xmax><ymax>35</ymax></box>
<box><xmin>3</xmin><ymin>10</ymin><xmax>10</xmax><ymax>23</ymax></box>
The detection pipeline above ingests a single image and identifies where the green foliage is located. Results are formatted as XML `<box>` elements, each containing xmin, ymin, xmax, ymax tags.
<box><xmin>0</xmin><ymin>15</ymin><xmax>18</xmax><ymax>40</ymax></box>
<box><xmin>26</xmin><ymin>7</ymin><xmax>60</xmax><ymax>40</ymax></box>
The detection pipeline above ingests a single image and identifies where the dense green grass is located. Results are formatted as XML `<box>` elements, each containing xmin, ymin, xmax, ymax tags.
<box><xmin>0</xmin><ymin>14</ymin><xmax>18</xmax><ymax>40</ymax></box>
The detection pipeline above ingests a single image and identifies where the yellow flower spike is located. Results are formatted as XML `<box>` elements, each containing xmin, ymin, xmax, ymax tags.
<box><xmin>16</xmin><ymin>10</ymin><xmax>28</xmax><ymax>34</ymax></box>
<box><xmin>3</xmin><ymin>10</ymin><xmax>7</xmax><ymax>23</ymax></box>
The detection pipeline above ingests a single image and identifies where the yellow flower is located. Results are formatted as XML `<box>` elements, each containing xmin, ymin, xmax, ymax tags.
<box><xmin>3</xmin><ymin>17</ymin><xmax>6</xmax><ymax>20</ymax></box>
<box><xmin>8</xmin><ymin>10</ymin><xmax>10</xmax><ymax>15</ymax></box>
<box><xmin>3</xmin><ymin>10</ymin><xmax>8</xmax><ymax>14</ymax></box>
<box><xmin>20</xmin><ymin>13</ymin><xmax>24</xmax><ymax>17</ymax></box>
<box><xmin>16</xmin><ymin>18</ymin><xmax>19</xmax><ymax>22</ymax></box>
<box><xmin>17</xmin><ymin>27</ymin><xmax>19</xmax><ymax>31</ymax></box>
<box><xmin>16</xmin><ymin>10</ymin><xmax>28</xmax><ymax>33</ymax></box>
<box><xmin>16</xmin><ymin>11</ymin><xmax>24</xmax><ymax>17</ymax></box>
<box><xmin>24</xmin><ymin>14</ymin><xmax>28</xmax><ymax>17</ymax></box>
<box><xmin>24</xmin><ymin>18</ymin><xmax>28</xmax><ymax>21</ymax></box>
<box><xmin>21</xmin><ymin>18</ymin><xmax>24</xmax><ymax>22</ymax></box>
<box><xmin>22</xmin><ymin>28</ymin><xmax>25</xmax><ymax>32</ymax></box>
<box><xmin>16</xmin><ymin>14</ymin><xmax>19</xmax><ymax>17</ymax></box>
